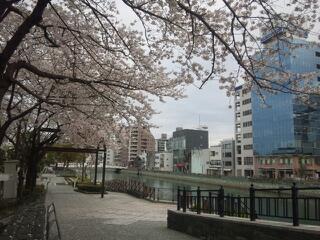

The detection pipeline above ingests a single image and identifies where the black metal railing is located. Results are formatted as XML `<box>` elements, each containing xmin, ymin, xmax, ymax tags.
<box><xmin>45</xmin><ymin>203</ymin><xmax>61</xmax><ymax>240</ymax></box>
<box><xmin>177</xmin><ymin>183</ymin><xmax>320</xmax><ymax>226</ymax></box>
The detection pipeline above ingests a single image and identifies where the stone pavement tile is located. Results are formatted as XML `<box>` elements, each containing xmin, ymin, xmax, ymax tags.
<box><xmin>46</xmin><ymin>176</ymin><xmax>198</xmax><ymax>240</ymax></box>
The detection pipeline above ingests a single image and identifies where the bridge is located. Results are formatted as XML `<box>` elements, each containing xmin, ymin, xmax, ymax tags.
<box><xmin>88</xmin><ymin>164</ymin><xmax>127</xmax><ymax>173</ymax></box>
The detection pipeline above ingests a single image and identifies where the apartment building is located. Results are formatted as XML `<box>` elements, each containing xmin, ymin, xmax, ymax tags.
<box><xmin>234</xmin><ymin>86</ymin><xmax>254</xmax><ymax>177</ymax></box>
<box><xmin>128</xmin><ymin>126</ymin><xmax>155</xmax><ymax>167</ymax></box>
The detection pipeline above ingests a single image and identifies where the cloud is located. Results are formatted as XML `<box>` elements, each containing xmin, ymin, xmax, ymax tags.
<box><xmin>150</xmin><ymin>80</ymin><xmax>234</xmax><ymax>145</ymax></box>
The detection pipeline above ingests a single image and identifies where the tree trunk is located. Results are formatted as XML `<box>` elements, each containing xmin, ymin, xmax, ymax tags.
<box><xmin>0</xmin><ymin>77</ymin><xmax>10</xmax><ymax>107</ymax></box>
<box><xmin>0</xmin><ymin>116</ymin><xmax>12</xmax><ymax>145</ymax></box>
<box><xmin>25</xmin><ymin>151</ymin><xmax>39</xmax><ymax>192</ymax></box>
<box><xmin>17</xmin><ymin>167</ymin><xmax>24</xmax><ymax>201</ymax></box>
<box><xmin>0</xmin><ymin>0</ymin><xmax>50</xmax><ymax>105</ymax></box>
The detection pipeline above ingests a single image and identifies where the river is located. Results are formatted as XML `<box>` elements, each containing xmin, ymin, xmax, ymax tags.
<box><xmin>80</xmin><ymin>168</ymin><xmax>319</xmax><ymax>225</ymax></box>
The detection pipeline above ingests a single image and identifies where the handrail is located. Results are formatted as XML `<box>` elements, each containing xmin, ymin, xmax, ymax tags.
<box><xmin>176</xmin><ymin>183</ymin><xmax>320</xmax><ymax>226</ymax></box>
<box><xmin>45</xmin><ymin>203</ymin><xmax>61</xmax><ymax>240</ymax></box>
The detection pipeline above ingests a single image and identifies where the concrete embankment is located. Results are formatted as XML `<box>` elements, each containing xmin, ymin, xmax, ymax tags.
<box><xmin>167</xmin><ymin>210</ymin><xmax>320</xmax><ymax>240</ymax></box>
<box><xmin>121</xmin><ymin>170</ymin><xmax>320</xmax><ymax>197</ymax></box>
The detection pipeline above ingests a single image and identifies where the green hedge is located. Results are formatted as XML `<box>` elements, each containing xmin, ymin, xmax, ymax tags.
<box><xmin>77</xmin><ymin>183</ymin><xmax>104</xmax><ymax>193</ymax></box>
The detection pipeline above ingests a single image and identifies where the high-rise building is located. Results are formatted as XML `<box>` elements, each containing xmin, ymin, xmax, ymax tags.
<box><xmin>252</xmin><ymin>36</ymin><xmax>320</xmax><ymax>179</ymax></box>
<box><xmin>221</xmin><ymin>139</ymin><xmax>235</xmax><ymax>176</ymax></box>
<box><xmin>97</xmin><ymin>149</ymin><xmax>115</xmax><ymax>166</ymax></box>
<box><xmin>172</xmin><ymin>127</ymin><xmax>208</xmax><ymax>173</ymax></box>
<box><xmin>234</xmin><ymin>86</ymin><xmax>254</xmax><ymax>177</ymax></box>
<box><xmin>155</xmin><ymin>133</ymin><xmax>168</xmax><ymax>153</ymax></box>
<box><xmin>128</xmin><ymin>125</ymin><xmax>155</xmax><ymax>167</ymax></box>
<box><xmin>114</xmin><ymin>143</ymin><xmax>129</xmax><ymax>167</ymax></box>
<box><xmin>235</xmin><ymin>30</ymin><xmax>320</xmax><ymax>178</ymax></box>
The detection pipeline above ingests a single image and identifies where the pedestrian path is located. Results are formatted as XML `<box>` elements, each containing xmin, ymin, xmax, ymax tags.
<box><xmin>45</xmin><ymin>176</ymin><xmax>197</xmax><ymax>240</ymax></box>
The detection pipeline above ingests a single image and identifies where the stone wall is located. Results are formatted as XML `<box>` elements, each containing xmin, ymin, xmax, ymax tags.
<box><xmin>167</xmin><ymin>210</ymin><xmax>320</xmax><ymax>240</ymax></box>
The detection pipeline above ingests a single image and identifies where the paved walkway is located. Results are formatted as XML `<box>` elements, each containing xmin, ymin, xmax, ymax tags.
<box><xmin>45</xmin><ymin>176</ymin><xmax>197</xmax><ymax>240</ymax></box>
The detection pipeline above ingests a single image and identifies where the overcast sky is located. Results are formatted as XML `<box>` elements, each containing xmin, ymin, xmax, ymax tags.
<box><xmin>150</xmin><ymin>80</ymin><xmax>234</xmax><ymax>146</ymax></box>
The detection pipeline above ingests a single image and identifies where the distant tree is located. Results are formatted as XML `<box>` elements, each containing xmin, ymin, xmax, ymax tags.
<box><xmin>134</xmin><ymin>156</ymin><xmax>144</xmax><ymax>175</ymax></box>
<box><xmin>44</xmin><ymin>144</ymin><xmax>86</xmax><ymax>169</ymax></box>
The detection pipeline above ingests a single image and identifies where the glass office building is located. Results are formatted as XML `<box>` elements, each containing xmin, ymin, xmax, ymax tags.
<box><xmin>252</xmin><ymin>38</ymin><xmax>320</xmax><ymax>156</ymax></box>
<box><xmin>250</xmin><ymin>35</ymin><xmax>320</xmax><ymax>178</ymax></box>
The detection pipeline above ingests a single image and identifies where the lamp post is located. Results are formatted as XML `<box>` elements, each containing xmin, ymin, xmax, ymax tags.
<box><xmin>101</xmin><ymin>144</ymin><xmax>107</xmax><ymax>198</ymax></box>
<box><xmin>94</xmin><ymin>145</ymin><xmax>99</xmax><ymax>185</ymax></box>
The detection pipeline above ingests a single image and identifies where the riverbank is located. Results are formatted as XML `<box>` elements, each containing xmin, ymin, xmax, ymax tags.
<box><xmin>121</xmin><ymin>169</ymin><xmax>278</xmax><ymax>191</ymax></box>
<box><xmin>121</xmin><ymin>169</ymin><xmax>320</xmax><ymax>196</ymax></box>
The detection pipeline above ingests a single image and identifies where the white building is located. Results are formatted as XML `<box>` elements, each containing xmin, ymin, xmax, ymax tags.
<box><xmin>94</xmin><ymin>149</ymin><xmax>115</xmax><ymax>167</ymax></box>
<box><xmin>234</xmin><ymin>86</ymin><xmax>254</xmax><ymax>177</ymax></box>
<box><xmin>191</xmin><ymin>149</ymin><xmax>209</xmax><ymax>174</ymax></box>
<box><xmin>207</xmin><ymin>145</ymin><xmax>222</xmax><ymax>176</ymax></box>
<box><xmin>155</xmin><ymin>133</ymin><xmax>168</xmax><ymax>153</ymax></box>
<box><xmin>154</xmin><ymin>152</ymin><xmax>173</xmax><ymax>172</ymax></box>
<box><xmin>220</xmin><ymin>139</ymin><xmax>235</xmax><ymax>176</ymax></box>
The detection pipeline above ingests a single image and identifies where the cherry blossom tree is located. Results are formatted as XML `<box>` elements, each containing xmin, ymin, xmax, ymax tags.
<box><xmin>0</xmin><ymin>0</ymin><xmax>319</xmax><ymax>147</ymax></box>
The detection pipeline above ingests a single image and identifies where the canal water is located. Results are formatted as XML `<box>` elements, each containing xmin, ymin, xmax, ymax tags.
<box><xmin>86</xmin><ymin>168</ymin><xmax>279</xmax><ymax>197</ymax></box>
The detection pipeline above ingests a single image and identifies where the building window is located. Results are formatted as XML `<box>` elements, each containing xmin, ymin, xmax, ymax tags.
<box><xmin>210</xmin><ymin>151</ymin><xmax>216</xmax><ymax>157</ymax></box>
<box><xmin>317</xmin><ymin>64</ymin><xmax>320</xmax><ymax>69</ymax></box>
<box><xmin>242</xmin><ymin>88</ymin><xmax>249</xmax><ymax>95</ymax></box>
<box><xmin>236</xmin><ymin>91</ymin><xmax>241</xmax><ymax>100</ymax></box>
<box><xmin>223</xmin><ymin>143</ymin><xmax>232</xmax><ymax>149</ymax></box>
<box><xmin>236</xmin><ymin>133</ymin><xmax>241</xmax><ymax>143</ymax></box>
<box><xmin>236</xmin><ymin>123</ymin><xmax>241</xmax><ymax>133</ymax></box>
<box><xmin>243</xmin><ymin>132</ymin><xmax>252</xmax><ymax>138</ymax></box>
<box><xmin>243</xmin><ymin>121</ymin><xmax>252</xmax><ymax>127</ymax></box>
<box><xmin>235</xmin><ymin>101</ymin><xmax>240</xmax><ymax>111</ymax></box>
<box><xmin>237</xmin><ymin>157</ymin><xmax>242</xmax><ymax>165</ymax></box>
<box><xmin>316</xmin><ymin>51</ymin><xmax>320</xmax><ymax>57</ymax></box>
<box><xmin>236</xmin><ymin>145</ymin><xmax>241</xmax><ymax>154</ymax></box>
<box><xmin>318</xmin><ymin>77</ymin><xmax>320</xmax><ymax>82</ymax></box>
<box><xmin>244</xmin><ymin>157</ymin><xmax>253</xmax><ymax>165</ymax></box>
<box><xmin>243</xmin><ymin>109</ymin><xmax>252</xmax><ymax>116</ymax></box>
<box><xmin>224</xmin><ymin>152</ymin><xmax>232</xmax><ymax>157</ymax></box>
<box><xmin>243</xmin><ymin>144</ymin><xmax>253</xmax><ymax>150</ymax></box>
<box><xmin>225</xmin><ymin>161</ymin><xmax>232</xmax><ymax>166</ymax></box>
<box><xmin>242</xmin><ymin>98</ymin><xmax>251</xmax><ymax>105</ymax></box>
<box><xmin>236</xmin><ymin>112</ymin><xmax>241</xmax><ymax>121</ymax></box>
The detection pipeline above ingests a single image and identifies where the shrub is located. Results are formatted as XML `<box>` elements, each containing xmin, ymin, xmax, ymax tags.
<box><xmin>77</xmin><ymin>183</ymin><xmax>104</xmax><ymax>193</ymax></box>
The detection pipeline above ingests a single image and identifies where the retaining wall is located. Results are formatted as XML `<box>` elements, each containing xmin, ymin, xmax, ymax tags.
<box><xmin>167</xmin><ymin>210</ymin><xmax>320</xmax><ymax>240</ymax></box>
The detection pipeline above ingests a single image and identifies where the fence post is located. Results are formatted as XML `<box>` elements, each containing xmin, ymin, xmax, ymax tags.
<box><xmin>177</xmin><ymin>186</ymin><xmax>181</xmax><ymax>210</ymax></box>
<box><xmin>237</xmin><ymin>195</ymin><xmax>241</xmax><ymax>217</ymax></box>
<box><xmin>172</xmin><ymin>188</ymin><xmax>174</xmax><ymax>202</ymax></box>
<box><xmin>292</xmin><ymin>182</ymin><xmax>299</xmax><ymax>226</ymax></box>
<box><xmin>218</xmin><ymin>186</ymin><xmax>224</xmax><ymax>217</ymax></box>
<box><xmin>183</xmin><ymin>187</ymin><xmax>186</xmax><ymax>212</ymax></box>
<box><xmin>208</xmin><ymin>191</ymin><xmax>212</xmax><ymax>214</ymax></box>
<box><xmin>197</xmin><ymin>186</ymin><xmax>201</xmax><ymax>214</ymax></box>
<box><xmin>249</xmin><ymin>184</ymin><xmax>256</xmax><ymax>221</ymax></box>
